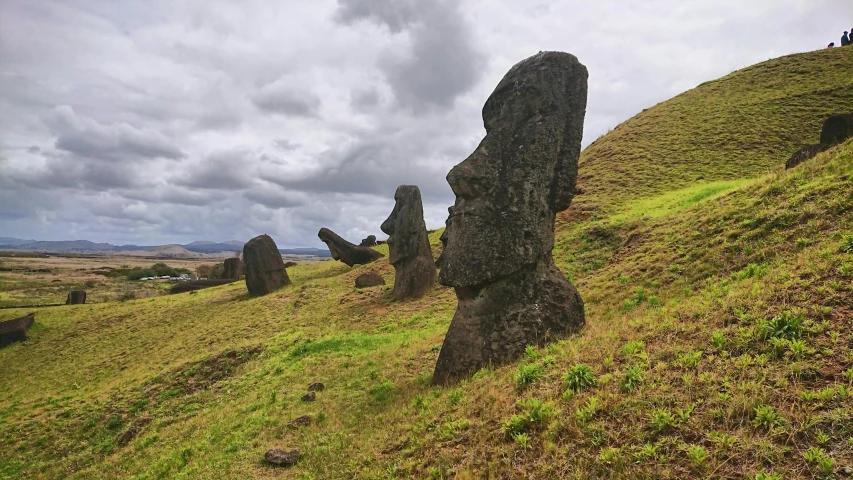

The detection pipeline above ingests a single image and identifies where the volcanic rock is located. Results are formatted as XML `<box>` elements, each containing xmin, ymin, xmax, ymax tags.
<box><xmin>355</xmin><ymin>272</ymin><xmax>385</xmax><ymax>288</ymax></box>
<box><xmin>0</xmin><ymin>314</ymin><xmax>34</xmax><ymax>348</ymax></box>
<box><xmin>242</xmin><ymin>234</ymin><xmax>290</xmax><ymax>296</ymax></box>
<box><xmin>381</xmin><ymin>185</ymin><xmax>436</xmax><ymax>300</ymax></box>
<box><xmin>317</xmin><ymin>228</ymin><xmax>384</xmax><ymax>267</ymax></box>
<box><xmin>65</xmin><ymin>290</ymin><xmax>86</xmax><ymax>305</ymax></box>
<box><xmin>432</xmin><ymin>51</ymin><xmax>587</xmax><ymax>385</ymax></box>
<box><xmin>222</xmin><ymin>257</ymin><xmax>242</xmax><ymax>280</ymax></box>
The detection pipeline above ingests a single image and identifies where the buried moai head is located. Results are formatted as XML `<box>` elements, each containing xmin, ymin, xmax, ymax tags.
<box><xmin>380</xmin><ymin>185</ymin><xmax>436</xmax><ymax>300</ymax></box>
<box><xmin>437</xmin><ymin>51</ymin><xmax>587</xmax><ymax>288</ymax></box>
<box><xmin>242</xmin><ymin>234</ymin><xmax>290</xmax><ymax>296</ymax></box>
<box><xmin>432</xmin><ymin>51</ymin><xmax>587</xmax><ymax>385</ymax></box>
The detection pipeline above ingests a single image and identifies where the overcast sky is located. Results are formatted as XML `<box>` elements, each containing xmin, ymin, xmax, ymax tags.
<box><xmin>1</xmin><ymin>1</ymin><xmax>849</xmax><ymax>248</ymax></box>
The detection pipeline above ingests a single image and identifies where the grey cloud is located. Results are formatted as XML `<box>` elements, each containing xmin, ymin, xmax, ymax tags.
<box><xmin>351</xmin><ymin>87</ymin><xmax>382</xmax><ymax>108</ymax></box>
<box><xmin>336</xmin><ymin>0</ymin><xmax>487</xmax><ymax>111</ymax></box>
<box><xmin>172</xmin><ymin>148</ymin><xmax>255</xmax><ymax>190</ymax></box>
<box><xmin>251</xmin><ymin>81</ymin><xmax>321</xmax><ymax>117</ymax></box>
<box><xmin>44</xmin><ymin>106</ymin><xmax>185</xmax><ymax>161</ymax></box>
<box><xmin>272</xmin><ymin>139</ymin><xmax>300</xmax><ymax>151</ymax></box>
<box><xmin>27</xmin><ymin>145</ymin><xmax>40</xmax><ymax>153</ymax></box>
<box><xmin>243</xmin><ymin>186</ymin><xmax>306</xmax><ymax>209</ymax></box>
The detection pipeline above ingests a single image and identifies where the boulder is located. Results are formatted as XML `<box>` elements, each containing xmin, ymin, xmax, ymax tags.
<box><xmin>287</xmin><ymin>415</ymin><xmax>312</xmax><ymax>429</ymax></box>
<box><xmin>284</xmin><ymin>261</ymin><xmax>298</xmax><ymax>268</ymax></box>
<box><xmin>265</xmin><ymin>448</ymin><xmax>299</xmax><ymax>466</ymax></box>
<box><xmin>432</xmin><ymin>52</ymin><xmax>587</xmax><ymax>385</ymax></box>
<box><xmin>359</xmin><ymin>235</ymin><xmax>377</xmax><ymax>247</ymax></box>
<box><xmin>786</xmin><ymin>113</ymin><xmax>853</xmax><ymax>169</ymax></box>
<box><xmin>65</xmin><ymin>290</ymin><xmax>86</xmax><ymax>305</ymax></box>
<box><xmin>307</xmin><ymin>382</ymin><xmax>325</xmax><ymax>392</ymax></box>
<box><xmin>355</xmin><ymin>272</ymin><xmax>385</xmax><ymax>288</ymax></box>
<box><xmin>317</xmin><ymin>228</ymin><xmax>384</xmax><ymax>267</ymax></box>
<box><xmin>786</xmin><ymin>144</ymin><xmax>827</xmax><ymax>169</ymax></box>
<box><xmin>381</xmin><ymin>185</ymin><xmax>436</xmax><ymax>300</ymax></box>
<box><xmin>301</xmin><ymin>391</ymin><xmax>316</xmax><ymax>402</ymax></box>
<box><xmin>0</xmin><ymin>314</ymin><xmax>34</xmax><ymax>348</ymax></box>
<box><xmin>243</xmin><ymin>235</ymin><xmax>290</xmax><ymax>296</ymax></box>
<box><xmin>222</xmin><ymin>258</ymin><xmax>242</xmax><ymax>280</ymax></box>
<box><xmin>819</xmin><ymin>113</ymin><xmax>853</xmax><ymax>146</ymax></box>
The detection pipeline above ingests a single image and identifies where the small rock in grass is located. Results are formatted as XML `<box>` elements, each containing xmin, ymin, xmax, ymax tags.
<box><xmin>301</xmin><ymin>391</ymin><xmax>316</xmax><ymax>402</ymax></box>
<box><xmin>265</xmin><ymin>448</ymin><xmax>299</xmax><ymax>466</ymax></box>
<box><xmin>287</xmin><ymin>415</ymin><xmax>312</xmax><ymax>429</ymax></box>
<box><xmin>307</xmin><ymin>382</ymin><xmax>325</xmax><ymax>392</ymax></box>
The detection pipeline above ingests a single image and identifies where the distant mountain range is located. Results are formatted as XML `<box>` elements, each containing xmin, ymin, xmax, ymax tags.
<box><xmin>0</xmin><ymin>238</ymin><xmax>331</xmax><ymax>257</ymax></box>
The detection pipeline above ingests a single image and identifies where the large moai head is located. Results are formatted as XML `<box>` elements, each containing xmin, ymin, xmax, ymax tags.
<box><xmin>381</xmin><ymin>185</ymin><xmax>431</xmax><ymax>265</ymax></box>
<box><xmin>437</xmin><ymin>51</ymin><xmax>587</xmax><ymax>288</ymax></box>
<box><xmin>317</xmin><ymin>228</ymin><xmax>384</xmax><ymax>267</ymax></box>
<box><xmin>242</xmin><ymin>234</ymin><xmax>290</xmax><ymax>296</ymax></box>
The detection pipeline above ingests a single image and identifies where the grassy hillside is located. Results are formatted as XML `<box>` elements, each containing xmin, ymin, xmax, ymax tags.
<box><xmin>1</xmin><ymin>48</ymin><xmax>852</xmax><ymax>479</ymax></box>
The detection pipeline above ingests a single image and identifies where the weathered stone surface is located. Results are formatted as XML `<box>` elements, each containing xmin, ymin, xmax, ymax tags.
<box><xmin>432</xmin><ymin>51</ymin><xmax>587</xmax><ymax>385</ymax></box>
<box><xmin>265</xmin><ymin>448</ymin><xmax>299</xmax><ymax>466</ymax></box>
<box><xmin>359</xmin><ymin>235</ymin><xmax>377</xmax><ymax>247</ymax></box>
<box><xmin>355</xmin><ymin>272</ymin><xmax>385</xmax><ymax>288</ymax></box>
<box><xmin>307</xmin><ymin>382</ymin><xmax>325</xmax><ymax>392</ymax></box>
<box><xmin>170</xmin><ymin>279</ymin><xmax>234</xmax><ymax>294</ymax></box>
<box><xmin>0</xmin><ymin>314</ymin><xmax>34</xmax><ymax>348</ymax></box>
<box><xmin>786</xmin><ymin>144</ymin><xmax>827</xmax><ymax>169</ymax></box>
<box><xmin>819</xmin><ymin>113</ymin><xmax>853</xmax><ymax>146</ymax></box>
<box><xmin>381</xmin><ymin>185</ymin><xmax>436</xmax><ymax>300</ymax></box>
<box><xmin>66</xmin><ymin>290</ymin><xmax>86</xmax><ymax>305</ymax></box>
<box><xmin>301</xmin><ymin>391</ymin><xmax>316</xmax><ymax>402</ymax></box>
<box><xmin>222</xmin><ymin>258</ymin><xmax>242</xmax><ymax>280</ymax></box>
<box><xmin>287</xmin><ymin>415</ymin><xmax>312</xmax><ymax>429</ymax></box>
<box><xmin>318</xmin><ymin>228</ymin><xmax>384</xmax><ymax>267</ymax></box>
<box><xmin>284</xmin><ymin>261</ymin><xmax>298</xmax><ymax>268</ymax></box>
<box><xmin>243</xmin><ymin>234</ymin><xmax>290</xmax><ymax>296</ymax></box>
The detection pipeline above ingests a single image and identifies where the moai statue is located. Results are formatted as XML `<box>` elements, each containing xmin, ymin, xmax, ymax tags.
<box><xmin>432</xmin><ymin>51</ymin><xmax>587</xmax><ymax>385</ymax></box>
<box><xmin>243</xmin><ymin>234</ymin><xmax>290</xmax><ymax>295</ymax></box>
<box><xmin>318</xmin><ymin>228</ymin><xmax>384</xmax><ymax>267</ymax></box>
<box><xmin>381</xmin><ymin>185</ymin><xmax>436</xmax><ymax>300</ymax></box>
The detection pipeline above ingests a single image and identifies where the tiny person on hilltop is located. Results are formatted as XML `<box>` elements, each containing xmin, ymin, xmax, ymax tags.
<box><xmin>827</xmin><ymin>42</ymin><xmax>835</xmax><ymax>48</ymax></box>
<box><xmin>842</xmin><ymin>31</ymin><xmax>850</xmax><ymax>47</ymax></box>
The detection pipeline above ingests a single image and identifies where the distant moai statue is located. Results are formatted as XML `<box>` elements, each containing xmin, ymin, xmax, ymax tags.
<box><xmin>359</xmin><ymin>235</ymin><xmax>377</xmax><ymax>247</ymax></box>
<box><xmin>242</xmin><ymin>234</ymin><xmax>290</xmax><ymax>295</ymax></box>
<box><xmin>432</xmin><ymin>51</ymin><xmax>587</xmax><ymax>385</ymax></box>
<box><xmin>380</xmin><ymin>185</ymin><xmax>436</xmax><ymax>300</ymax></box>
<box><xmin>222</xmin><ymin>257</ymin><xmax>242</xmax><ymax>280</ymax></box>
<box><xmin>66</xmin><ymin>290</ymin><xmax>87</xmax><ymax>305</ymax></box>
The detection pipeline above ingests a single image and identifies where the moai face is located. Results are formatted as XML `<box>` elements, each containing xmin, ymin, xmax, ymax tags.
<box><xmin>381</xmin><ymin>185</ymin><xmax>426</xmax><ymax>266</ymax></box>
<box><xmin>437</xmin><ymin>52</ymin><xmax>587</xmax><ymax>288</ymax></box>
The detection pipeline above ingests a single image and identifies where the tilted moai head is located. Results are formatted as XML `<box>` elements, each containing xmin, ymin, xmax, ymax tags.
<box><xmin>381</xmin><ymin>185</ymin><xmax>431</xmax><ymax>265</ymax></box>
<box><xmin>318</xmin><ymin>228</ymin><xmax>384</xmax><ymax>267</ymax></box>
<box><xmin>432</xmin><ymin>51</ymin><xmax>587</xmax><ymax>385</ymax></box>
<box><xmin>381</xmin><ymin>185</ymin><xmax>436</xmax><ymax>300</ymax></box>
<box><xmin>437</xmin><ymin>51</ymin><xmax>587</xmax><ymax>287</ymax></box>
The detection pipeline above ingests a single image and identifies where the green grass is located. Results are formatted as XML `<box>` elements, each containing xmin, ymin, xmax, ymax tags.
<box><xmin>1</xmin><ymin>48</ymin><xmax>853</xmax><ymax>479</ymax></box>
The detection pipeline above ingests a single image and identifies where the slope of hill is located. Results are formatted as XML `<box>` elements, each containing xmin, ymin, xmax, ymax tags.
<box><xmin>1</xmin><ymin>48</ymin><xmax>852</xmax><ymax>479</ymax></box>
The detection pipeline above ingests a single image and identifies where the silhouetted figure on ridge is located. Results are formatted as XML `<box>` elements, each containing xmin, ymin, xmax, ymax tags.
<box><xmin>842</xmin><ymin>31</ymin><xmax>850</xmax><ymax>47</ymax></box>
<box><xmin>827</xmin><ymin>42</ymin><xmax>835</xmax><ymax>49</ymax></box>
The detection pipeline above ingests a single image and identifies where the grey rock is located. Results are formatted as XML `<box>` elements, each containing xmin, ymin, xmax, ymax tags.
<box><xmin>0</xmin><ymin>314</ymin><xmax>34</xmax><ymax>348</ymax></box>
<box><xmin>301</xmin><ymin>391</ymin><xmax>316</xmax><ymax>402</ymax></box>
<box><xmin>284</xmin><ymin>261</ymin><xmax>298</xmax><ymax>268</ymax></box>
<box><xmin>355</xmin><ymin>271</ymin><xmax>385</xmax><ymax>288</ymax></box>
<box><xmin>66</xmin><ymin>290</ymin><xmax>86</xmax><ymax>305</ymax></box>
<box><xmin>819</xmin><ymin>113</ymin><xmax>853</xmax><ymax>146</ymax></box>
<box><xmin>287</xmin><ymin>415</ymin><xmax>312</xmax><ymax>429</ymax></box>
<box><xmin>432</xmin><ymin>51</ymin><xmax>587</xmax><ymax>385</ymax></box>
<box><xmin>786</xmin><ymin>144</ymin><xmax>827</xmax><ymax>169</ymax></box>
<box><xmin>243</xmin><ymin>234</ymin><xmax>290</xmax><ymax>296</ymax></box>
<box><xmin>222</xmin><ymin>257</ymin><xmax>242</xmax><ymax>280</ymax></box>
<box><xmin>307</xmin><ymin>382</ymin><xmax>325</xmax><ymax>392</ymax></box>
<box><xmin>264</xmin><ymin>448</ymin><xmax>299</xmax><ymax>466</ymax></box>
<box><xmin>381</xmin><ymin>185</ymin><xmax>436</xmax><ymax>300</ymax></box>
<box><xmin>318</xmin><ymin>228</ymin><xmax>384</xmax><ymax>267</ymax></box>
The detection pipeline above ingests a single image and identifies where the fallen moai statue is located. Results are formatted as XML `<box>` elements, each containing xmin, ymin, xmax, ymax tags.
<box><xmin>0</xmin><ymin>313</ymin><xmax>35</xmax><ymax>348</ymax></box>
<box><xmin>317</xmin><ymin>228</ymin><xmax>384</xmax><ymax>267</ymax></box>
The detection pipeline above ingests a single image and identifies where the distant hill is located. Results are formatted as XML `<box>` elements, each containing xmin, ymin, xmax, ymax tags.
<box><xmin>0</xmin><ymin>238</ymin><xmax>331</xmax><ymax>257</ymax></box>
<box><xmin>0</xmin><ymin>237</ymin><xmax>35</xmax><ymax>246</ymax></box>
